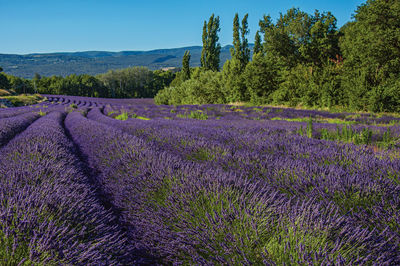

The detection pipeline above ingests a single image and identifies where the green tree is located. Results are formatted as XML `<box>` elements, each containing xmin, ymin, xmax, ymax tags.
<box><xmin>0</xmin><ymin>73</ymin><xmax>11</xmax><ymax>91</ymax></box>
<box><xmin>223</xmin><ymin>13</ymin><xmax>251</xmax><ymax>102</ymax></box>
<box><xmin>32</xmin><ymin>73</ymin><xmax>41</xmax><ymax>94</ymax></box>
<box><xmin>259</xmin><ymin>14</ymin><xmax>273</xmax><ymax>35</ymax></box>
<box><xmin>244</xmin><ymin>53</ymin><xmax>279</xmax><ymax>104</ymax></box>
<box><xmin>232</xmin><ymin>13</ymin><xmax>241</xmax><ymax>61</ymax></box>
<box><xmin>340</xmin><ymin>0</ymin><xmax>400</xmax><ymax>111</ymax></box>
<box><xmin>201</xmin><ymin>21</ymin><xmax>207</xmax><ymax>68</ymax></box>
<box><xmin>155</xmin><ymin>70</ymin><xmax>224</xmax><ymax>105</ymax></box>
<box><xmin>201</xmin><ymin>14</ymin><xmax>221</xmax><ymax>71</ymax></box>
<box><xmin>181</xmin><ymin>50</ymin><xmax>191</xmax><ymax>81</ymax></box>
<box><xmin>97</xmin><ymin>67</ymin><xmax>163</xmax><ymax>98</ymax></box>
<box><xmin>253</xmin><ymin>31</ymin><xmax>262</xmax><ymax>55</ymax></box>
<box><xmin>240</xmin><ymin>14</ymin><xmax>250</xmax><ymax>66</ymax></box>
<box><xmin>222</xmin><ymin>57</ymin><xmax>247</xmax><ymax>102</ymax></box>
<box><xmin>230</xmin><ymin>13</ymin><xmax>250</xmax><ymax>71</ymax></box>
<box><xmin>303</xmin><ymin>10</ymin><xmax>339</xmax><ymax>67</ymax></box>
<box><xmin>7</xmin><ymin>75</ymin><xmax>33</xmax><ymax>94</ymax></box>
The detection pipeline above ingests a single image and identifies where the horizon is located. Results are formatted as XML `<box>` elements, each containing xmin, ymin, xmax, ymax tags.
<box><xmin>0</xmin><ymin>44</ymin><xmax>235</xmax><ymax>56</ymax></box>
<box><xmin>1</xmin><ymin>0</ymin><xmax>365</xmax><ymax>54</ymax></box>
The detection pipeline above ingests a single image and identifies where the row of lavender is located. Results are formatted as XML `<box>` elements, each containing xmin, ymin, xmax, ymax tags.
<box><xmin>0</xmin><ymin>106</ymin><xmax>151</xmax><ymax>264</ymax></box>
<box><xmin>1</xmin><ymin>95</ymin><xmax>400</xmax><ymax>263</ymax></box>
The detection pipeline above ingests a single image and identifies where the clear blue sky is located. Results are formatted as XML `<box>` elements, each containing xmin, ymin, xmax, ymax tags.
<box><xmin>0</xmin><ymin>0</ymin><xmax>365</xmax><ymax>54</ymax></box>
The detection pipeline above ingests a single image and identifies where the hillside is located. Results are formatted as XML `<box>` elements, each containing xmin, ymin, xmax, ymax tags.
<box><xmin>0</xmin><ymin>45</ymin><xmax>243</xmax><ymax>78</ymax></box>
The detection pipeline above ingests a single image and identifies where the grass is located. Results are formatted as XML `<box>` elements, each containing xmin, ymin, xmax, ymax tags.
<box><xmin>115</xmin><ymin>112</ymin><xmax>129</xmax><ymax>121</ymax></box>
<box><xmin>131</xmin><ymin>113</ymin><xmax>151</xmax><ymax>120</ymax></box>
<box><xmin>271</xmin><ymin>116</ymin><xmax>357</xmax><ymax>125</ymax></box>
<box><xmin>177</xmin><ymin>110</ymin><xmax>208</xmax><ymax>120</ymax></box>
<box><xmin>38</xmin><ymin>110</ymin><xmax>47</xmax><ymax>116</ymax></box>
<box><xmin>115</xmin><ymin>112</ymin><xmax>150</xmax><ymax>121</ymax></box>
<box><xmin>294</xmin><ymin>117</ymin><xmax>398</xmax><ymax>149</ymax></box>
<box><xmin>0</xmin><ymin>94</ymin><xmax>45</xmax><ymax>107</ymax></box>
<box><xmin>230</xmin><ymin>101</ymin><xmax>400</xmax><ymax>120</ymax></box>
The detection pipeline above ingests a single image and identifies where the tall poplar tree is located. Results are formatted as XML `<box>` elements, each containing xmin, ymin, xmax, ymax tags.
<box><xmin>231</xmin><ymin>13</ymin><xmax>241</xmax><ymax>60</ymax></box>
<box><xmin>253</xmin><ymin>31</ymin><xmax>262</xmax><ymax>55</ymax></box>
<box><xmin>181</xmin><ymin>50</ymin><xmax>191</xmax><ymax>81</ymax></box>
<box><xmin>223</xmin><ymin>13</ymin><xmax>251</xmax><ymax>102</ymax></box>
<box><xmin>201</xmin><ymin>14</ymin><xmax>221</xmax><ymax>71</ymax></box>
<box><xmin>240</xmin><ymin>14</ymin><xmax>250</xmax><ymax>66</ymax></box>
<box><xmin>230</xmin><ymin>13</ymin><xmax>250</xmax><ymax>71</ymax></box>
<box><xmin>201</xmin><ymin>21</ymin><xmax>207</xmax><ymax>68</ymax></box>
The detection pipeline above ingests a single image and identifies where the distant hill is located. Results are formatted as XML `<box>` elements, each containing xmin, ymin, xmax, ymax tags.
<box><xmin>0</xmin><ymin>45</ymin><xmax>253</xmax><ymax>78</ymax></box>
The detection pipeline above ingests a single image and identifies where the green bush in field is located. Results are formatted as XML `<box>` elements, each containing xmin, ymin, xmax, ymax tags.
<box><xmin>115</xmin><ymin>112</ymin><xmax>129</xmax><ymax>121</ymax></box>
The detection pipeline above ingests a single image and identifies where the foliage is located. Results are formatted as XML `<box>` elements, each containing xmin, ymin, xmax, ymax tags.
<box><xmin>221</xmin><ymin>57</ymin><xmax>247</xmax><ymax>102</ymax></box>
<box><xmin>201</xmin><ymin>14</ymin><xmax>221</xmax><ymax>71</ymax></box>
<box><xmin>181</xmin><ymin>51</ymin><xmax>191</xmax><ymax>81</ymax></box>
<box><xmin>340</xmin><ymin>0</ymin><xmax>400</xmax><ymax>111</ymax></box>
<box><xmin>97</xmin><ymin>66</ymin><xmax>172</xmax><ymax>98</ymax></box>
<box><xmin>6</xmin><ymin>74</ymin><xmax>34</xmax><ymax>94</ymax></box>
<box><xmin>221</xmin><ymin>13</ymin><xmax>251</xmax><ymax>103</ymax></box>
<box><xmin>0</xmin><ymin>73</ymin><xmax>11</xmax><ymax>92</ymax></box>
<box><xmin>243</xmin><ymin>53</ymin><xmax>279</xmax><ymax>104</ymax></box>
<box><xmin>3</xmin><ymin>66</ymin><xmax>175</xmax><ymax>99</ymax></box>
<box><xmin>253</xmin><ymin>30</ymin><xmax>262</xmax><ymax>55</ymax></box>
<box><xmin>156</xmin><ymin>8</ymin><xmax>349</xmax><ymax>110</ymax></box>
<box><xmin>368</xmin><ymin>80</ymin><xmax>400</xmax><ymax>113</ymax></box>
<box><xmin>231</xmin><ymin>13</ymin><xmax>250</xmax><ymax>72</ymax></box>
<box><xmin>155</xmin><ymin>69</ymin><xmax>225</xmax><ymax>105</ymax></box>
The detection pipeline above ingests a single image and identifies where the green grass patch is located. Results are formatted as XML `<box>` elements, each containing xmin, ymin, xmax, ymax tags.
<box><xmin>131</xmin><ymin>113</ymin><xmax>150</xmax><ymax>120</ymax></box>
<box><xmin>271</xmin><ymin>116</ymin><xmax>356</xmax><ymax>125</ymax></box>
<box><xmin>253</xmin><ymin>107</ymin><xmax>263</xmax><ymax>112</ymax></box>
<box><xmin>38</xmin><ymin>110</ymin><xmax>47</xmax><ymax>116</ymax></box>
<box><xmin>1</xmin><ymin>94</ymin><xmax>45</xmax><ymax>107</ymax></box>
<box><xmin>177</xmin><ymin>110</ymin><xmax>208</xmax><ymax>120</ymax></box>
<box><xmin>115</xmin><ymin>112</ymin><xmax>129</xmax><ymax>121</ymax></box>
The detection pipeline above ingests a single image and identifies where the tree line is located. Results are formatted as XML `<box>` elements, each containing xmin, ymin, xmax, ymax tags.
<box><xmin>155</xmin><ymin>0</ymin><xmax>400</xmax><ymax>113</ymax></box>
<box><xmin>0</xmin><ymin>66</ymin><xmax>175</xmax><ymax>98</ymax></box>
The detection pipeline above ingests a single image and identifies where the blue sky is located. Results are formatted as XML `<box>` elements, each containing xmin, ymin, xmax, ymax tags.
<box><xmin>0</xmin><ymin>0</ymin><xmax>365</xmax><ymax>54</ymax></box>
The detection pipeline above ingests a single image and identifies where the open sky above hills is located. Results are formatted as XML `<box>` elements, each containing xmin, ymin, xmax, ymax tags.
<box><xmin>1</xmin><ymin>0</ymin><xmax>365</xmax><ymax>54</ymax></box>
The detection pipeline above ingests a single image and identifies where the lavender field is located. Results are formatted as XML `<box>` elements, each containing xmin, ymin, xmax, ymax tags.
<box><xmin>1</xmin><ymin>95</ymin><xmax>400</xmax><ymax>265</ymax></box>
